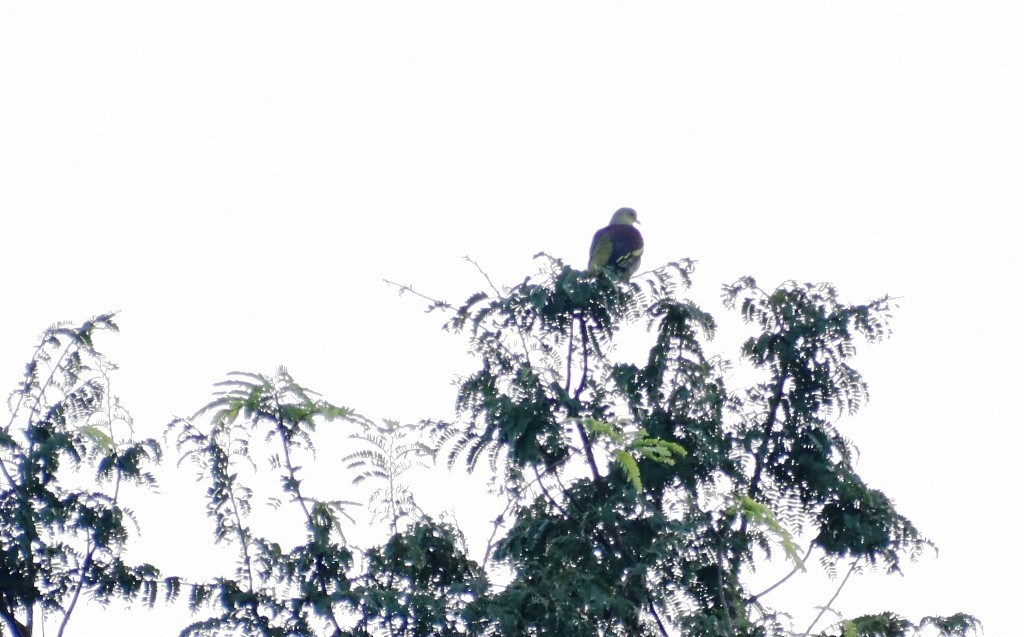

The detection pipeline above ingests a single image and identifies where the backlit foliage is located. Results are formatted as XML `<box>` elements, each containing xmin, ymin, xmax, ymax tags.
<box><xmin>3</xmin><ymin>257</ymin><xmax>978</xmax><ymax>637</ymax></box>
<box><xmin>0</xmin><ymin>315</ymin><xmax>162</xmax><ymax>637</ymax></box>
<box><xmin>430</xmin><ymin>257</ymin><xmax>975</xmax><ymax>636</ymax></box>
<box><xmin>169</xmin><ymin>369</ymin><xmax>362</xmax><ymax>637</ymax></box>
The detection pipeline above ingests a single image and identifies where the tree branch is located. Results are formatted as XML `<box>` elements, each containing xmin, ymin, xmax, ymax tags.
<box><xmin>382</xmin><ymin>279</ymin><xmax>451</xmax><ymax>312</ymax></box>
<box><xmin>647</xmin><ymin>594</ymin><xmax>671</xmax><ymax>637</ymax></box>
<box><xmin>750</xmin><ymin>544</ymin><xmax>814</xmax><ymax>603</ymax></box>
<box><xmin>57</xmin><ymin>545</ymin><xmax>94</xmax><ymax>637</ymax></box>
<box><xmin>731</xmin><ymin>372</ymin><xmax>789</xmax><ymax>577</ymax></box>
<box><xmin>270</xmin><ymin>391</ymin><xmax>350</xmax><ymax>637</ymax></box>
<box><xmin>573</xmin><ymin>316</ymin><xmax>602</xmax><ymax>482</ymax></box>
<box><xmin>802</xmin><ymin>558</ymin><xmax>859</xmax><ymax>637</ymax></box>
<box><xmin>0</xmin><ymin>605</ymin><xmax>30</xmax><ymax>637</ymax></box>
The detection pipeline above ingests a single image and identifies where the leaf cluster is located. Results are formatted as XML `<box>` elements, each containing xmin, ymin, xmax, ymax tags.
<box><xmin>354</xmin><ymin>519</ymin><xmax>484</xmax><ymax>637</ymax></box>
<box><xmin>427</xmin><ymin>259</ymin><xmax>970</xmax><ymax>636</ymax></box>
<box><xmin>828</xmin><ymin>612</ymin><xmax>981</xmax><ymax>637</ymax></box>
<box><xmin>2</xmin><ymin>255</ymin><xmax>978</xmax><ymax>637</ymax></box>
<box><xmin>169</xmin><ymin>370</ymin><xmax>485</xmax><ymax>637</ymax></box>
<box><xmin>169</xmin><ymin>369</ymin><xmax>361</xmax><ymax>637</ymax></box>
<box><xmin>1</xmin><ymin>315</ymin><xmax>163</xmax><ymax>637</ymax></box>
<box><xmin>343</xmin><ymin>419</ymin><xmax>433</xmax><ymax>535</ymax></box>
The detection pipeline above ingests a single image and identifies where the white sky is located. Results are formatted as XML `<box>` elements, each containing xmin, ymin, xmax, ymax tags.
<box><xmin>2</xmin><ymin>3</ymin><xmax>1022</xmax><ymax>635</ymax></box>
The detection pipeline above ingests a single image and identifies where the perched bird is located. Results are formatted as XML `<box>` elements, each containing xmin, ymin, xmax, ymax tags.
<box><xmin>588</xmin><ymin>207</ymin><xmax>644</xmax><ymax>281</ymax></box>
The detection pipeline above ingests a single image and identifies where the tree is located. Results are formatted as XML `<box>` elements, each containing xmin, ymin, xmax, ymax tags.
<box><xmin>425</xmin><ymin>255</ymin><xmax>976</xmax><ymax>636</ymax></box>
<box><xmin>3</xmin><ymin>257</ymin><xmax>979</xmax><ymax>636</ymax></box>
<box><xmin>0</xmin><ymin>315</ymin><xmax>162</xmax><ymax>637</ymax></box>
<box><xmin>167</xmin><ymin>369</ymin><xmax>483</xmax><ymax>637</ymax></box>
<box><xmin>168</xmin><ymin>369</ymin><xmax>363</xmax><ymax>637</ymax></box>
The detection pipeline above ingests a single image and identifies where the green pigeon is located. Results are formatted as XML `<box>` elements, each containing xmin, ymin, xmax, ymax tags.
<box><xmin>588</xmin><ymin>207</ymin><xmax>644</xmax><ymax>281</ymax></box>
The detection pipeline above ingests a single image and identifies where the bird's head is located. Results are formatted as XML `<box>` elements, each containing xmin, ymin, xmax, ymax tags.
<box><xmin>609</xmin><ymin>207</ymin><xmax>639</xmax><ymax>226</ymax></box>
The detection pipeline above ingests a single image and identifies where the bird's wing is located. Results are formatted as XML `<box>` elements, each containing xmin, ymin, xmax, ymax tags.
<box><xmin>588</xmin><ymin>229</ymin><xmax>613</xmax><ymax>271</ymax></box>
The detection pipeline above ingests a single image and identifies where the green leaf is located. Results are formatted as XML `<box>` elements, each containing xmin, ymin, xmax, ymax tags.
<box><xmin>738</xmin><ymin>495</ymin><xmax>805</xmax><ymax>569</ymax></box>
<box><xmin>613</xmin><ymin>450</ymin><xmax>643</xmax><ymax>491</ymax></box>
<box><xmin>80</xmin><ymin>424</ymin><xmax>115</xmax><ymax>451</ymax></box>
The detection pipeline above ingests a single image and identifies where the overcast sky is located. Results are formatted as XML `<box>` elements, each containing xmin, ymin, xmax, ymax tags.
<box><xmin>2</xmin><ymin>3</ymin><xmax>1022</xmax><ymax>635</ymax></box>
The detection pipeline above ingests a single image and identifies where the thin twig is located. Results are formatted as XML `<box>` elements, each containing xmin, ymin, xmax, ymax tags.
<box><xmin>464</xmin><ymin>256</ymin><xmax>503</xmax><ymax>296</ymax></box>
<box><xmin>482</xmin><ymin>495</ymin><xmax>518</xmax><ymax>568</ymax></box>
<box><xmin>465</xmin><ymin>257</ymin><xmax>537</xmax><ymax>366</ymax></box>
<box><xmin>57</xmin><ymin>550</ymin><xmax>93</xmax><ymax>637</ymax></box>
<box><xmin>532</xmin><ymin>466</ymin><xmax>570</xmax><ymax>518</ymax></box>
<box><xmin>751</xmin><ymin>544</ymin><xmax>813</xmax><ymax>602</ymax></box>
<box><xmin>802</xmin><ymin>558</ymin><xmax>859</xmax><ymax>637</ymax></box>
<box><xmin>382</xmin><ymin>279</ymin><xmax>451</xmax><ymax>310</ymax></box>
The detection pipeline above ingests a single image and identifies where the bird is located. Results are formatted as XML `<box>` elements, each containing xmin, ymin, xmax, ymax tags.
<box><xmin>588</xmin><ymin>207</ymin><xmax>644</xmax><ymax>281</ymax></box>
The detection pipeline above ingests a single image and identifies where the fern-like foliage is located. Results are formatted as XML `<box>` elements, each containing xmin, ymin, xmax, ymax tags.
<box><xmin>353</xmin><ymin>518</ymin><xmax>485</xmax><ymax>637</ymax></box>
<box><xmin>343</xmin><ymin>419</ymin><xmax>433</xmax><ymax>534</ymax></box>
<box><xmin>0</xmin><ymin>314</ymin><xmax>163</xmax><ymax>637</ymax></box>
<box><xmin>169</xmin><ymin>368</ymin><xmax>363</xmax><ymax>637</ymax></box>
<box><xmin>821</xmin><ymin>611</ymin><xmax>981</xmax><ymax>637</ymax></box>
<box><xmin>169</xmin><ymin>367</ymin><xmax>487</xmax><ymax>637</ymax></box>
<box><xmin>5</xmin><ymin>251</ymin><xmax>973</xmax><ymax>637</ymax></box>
<box><xmin>428</xmin><ymin>259</ymin><xmax>966</xmax><ymax>637</ymax></box>
<box><xmin>721</xmin><ymin>278</ymin><xmax>928</xmax><ymax>573</ymax></box>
